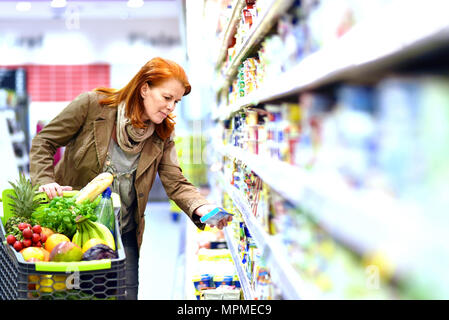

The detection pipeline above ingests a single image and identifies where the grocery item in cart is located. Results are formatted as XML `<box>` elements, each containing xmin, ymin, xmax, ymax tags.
<box><xmin>0</xmin><ymin>171</ymin><xmax>126</xmax><ymax>300</ymax></box>
<box><xmin>4</xmin><ymin>173</ymin><xmax>40</xmax><ymax>239</ymax></box>
<box><xmin>75</xmin><ymin>172</ymin><xmax>113</xmax><ymax>204</ymax></box>
<box><xmin>94</xmin><ymin>187</ymin><xmax>115</xmax><ymax>236</ymax></box>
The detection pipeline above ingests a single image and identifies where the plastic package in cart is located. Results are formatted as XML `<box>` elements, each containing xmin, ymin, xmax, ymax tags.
<box><xmin>200</xmin><ymin>208</ymin><xmax>233</xmax><ymax>225</ymax></box>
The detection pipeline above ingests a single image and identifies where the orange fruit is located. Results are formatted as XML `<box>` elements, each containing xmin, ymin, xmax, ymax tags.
<box><xmin>82</xmin><ymin>238</ymin><xmax>108</xmax><ymax>253</ymax></box>
<box><xmin>44</xmin><ymin>233</ymin><xmax>70</xmax><ymax>253</ymax></box>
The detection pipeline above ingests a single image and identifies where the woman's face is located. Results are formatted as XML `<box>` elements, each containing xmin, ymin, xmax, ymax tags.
<box><xmin>140</xmin><ymin>78</ymin><xmax>185</xmax><ymax>124</ymax></box>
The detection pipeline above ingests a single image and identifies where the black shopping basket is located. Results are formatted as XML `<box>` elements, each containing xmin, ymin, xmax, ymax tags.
<box><xmin>0</xmin><ymin>189</ymin><xmax>126</xmax><ymax>300</ymax></box>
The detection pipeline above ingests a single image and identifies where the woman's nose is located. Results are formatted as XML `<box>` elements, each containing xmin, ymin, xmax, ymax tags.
<box><xmin>167</xmin><ymin>101</ymin><xmax>175</xmax><ymax>111</ymax></box>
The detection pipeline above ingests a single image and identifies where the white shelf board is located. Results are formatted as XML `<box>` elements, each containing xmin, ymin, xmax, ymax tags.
<box><xmin>218</xmin><ymin>0</ymin><xmax>295</xmax><ymax>92</ymax></box>
<box><xmin>219</xmin><ymin>171</ymin><xmax>317</xmax><ymax>300</ymax></box>
<box><xmin>213</xmin><ymin>1</ymin><xmax>449</xmax><ymax>121</ymax></box>
<box><xmin>223</xmin><ymin>227</ymin><xmax>255</xmax><ymax>300</ymax></box>
<box><xmin>215</xmin><ymin>0</ymin><xmax>246</xmax><ymax>69</ymax></box>
<box><xmin>214</xmin><ymin>143</ymin><xmax>443</xmax><ymax>275</ymax></box>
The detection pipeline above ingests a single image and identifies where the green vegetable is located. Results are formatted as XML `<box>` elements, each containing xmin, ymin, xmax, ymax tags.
<box><xmin>31</xmin><ymin>196</ymin><xmax>98</xmax><ymax>239</ymax></box>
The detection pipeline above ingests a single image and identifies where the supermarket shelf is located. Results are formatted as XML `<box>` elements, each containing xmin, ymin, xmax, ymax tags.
<box><xmin>214</xmin><ymin>143</ymin><xmax>440</xmax><ymax>274</ymax></box>
<box><xmin>215</xmin><ymin>142</ymin><xmax>383</xmax><ymax>252</ymax></box>
<box><xmin>215</xmin><ymin>0</ymin><xmax>246</xmax><ymax>69</ymax></box>
<box><xmin>213</xmin><ymin>1</ymin><xmax>449</xmax><ymax>121</ymax></box>
<box><xmin>219</xmin><ymin>172</ymin><xmax>317</xmax><ymax>300</ymax></box>
<box><xmin>223</xmin><ymin>227</ymin><xmax>254</xmax><ymax>300</ymax></box>
<box><xmin>216</xmin><ymin>143</ymin><xmax>306</xmax><ymax>205</ymax></box>
<box><xmin>213</xmin><ymin>94</ymin><xmax>253</xmax><ymax>121</ymax></box>
<box><xmin>218</xmin><ymin>0</ymin><xmax>295</xmax><ymax>93</ymax></box>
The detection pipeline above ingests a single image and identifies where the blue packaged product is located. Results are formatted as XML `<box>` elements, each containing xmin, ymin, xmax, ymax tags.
<box><xmin>213</xmin><ymin>275</ymin><xmax>234</xmax><ymax>288</ymax></box>
<box><xmin>200</xmin><ymin>207</ymin><xmax>233</xmax><ymax>225</ymax></box>
<box><xmin>193</xmin><ymin>274</ymin><xmax>215</xmax><ymax>291</ymax></box>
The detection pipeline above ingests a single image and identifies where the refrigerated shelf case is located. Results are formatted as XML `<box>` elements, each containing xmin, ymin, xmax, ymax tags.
<box><xmin>222</xmin><ymin>227</ymin><xmax>254</xmax><ymax>300</ymax></box>
<box><xmin>214</xmin><ymin>171</ymin><xmax>318</xmax><ymax>300</ymax></box>
<box><xmin>215</xmin><ymin>0</ymin><xmax>247</xmax><ymax>68</ymax></box>
<box><xmin>207</xmin><ymin>0</ymin><xmax>449</xmax><ymax>299</ymax></box>
<box><xmin>213</xmin><ymin>0</ymin><xmax>449</xmax><ymax>120</ymax></box>
<box><xmin>216</xmin><ymin>0</ymin><xmax>295</xmax><ymax>91</ymax></box>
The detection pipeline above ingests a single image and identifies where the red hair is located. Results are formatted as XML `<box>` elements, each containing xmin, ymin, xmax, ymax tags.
<box><xmin>94</xmin><ymin>57</ymin><xmax>191</xmax><ymax>140</ymax></box>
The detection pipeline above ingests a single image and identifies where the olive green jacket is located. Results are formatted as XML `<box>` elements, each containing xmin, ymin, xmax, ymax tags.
<box><xmin>30</xmin><ymin>91</ymin><xmax>207</xmax><ymax>250</ymax></box>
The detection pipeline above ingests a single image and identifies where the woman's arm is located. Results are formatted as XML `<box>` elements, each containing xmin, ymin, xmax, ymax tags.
<box><xmin>30</xmin><ymin>92</ymin><xmax>91</xmax><ymax>193</ymax></box>
<box><xmin>158</xmin><ymin>138</ymin><xmax>231</xmax><ymax>229</ymax></box>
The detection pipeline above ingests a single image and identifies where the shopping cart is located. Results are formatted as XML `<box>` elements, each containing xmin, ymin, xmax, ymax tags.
<box><xmin>0</xmin><ymin>189</ymin><xmax>126</xmax><ymax>300</ymax></box>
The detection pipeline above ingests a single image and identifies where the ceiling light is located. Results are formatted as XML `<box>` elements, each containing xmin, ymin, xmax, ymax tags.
<box><xmin>16</xmin><ymin>2</ymin><xmax>32</xmax><ymax>12</ymax></box>
<box><xmin>51</xmin><ymin>0</ymin><xmax>67</xmax><ymax>8</ymax></box>
<box><xmin>127</xmin><ymin>0</ymin><xmax>144</xmax><ymax>9</ymax></box>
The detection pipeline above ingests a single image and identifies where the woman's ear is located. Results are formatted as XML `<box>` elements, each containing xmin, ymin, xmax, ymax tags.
<box><xmin>141</xmin><ymin>82</ymin><xmax>149</xmax><ymax>98</ymax></box>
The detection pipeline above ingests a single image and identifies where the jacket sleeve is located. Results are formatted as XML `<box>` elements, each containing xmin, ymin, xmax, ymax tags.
<box><xmin>157</xmin><ymin>137</ymin><xmax>209</xmax><ymax>230</ymax></box>
<box><xmin>29</xmin><ymin>92</ymin><xmax>91</xmax><ymax>186</ymax></box>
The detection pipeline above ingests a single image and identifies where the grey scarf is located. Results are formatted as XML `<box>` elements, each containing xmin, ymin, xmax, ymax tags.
<box><xmin>116</xmin><ymin>102</ymin><xmax>154</xmax><ymax>154</ymax></box>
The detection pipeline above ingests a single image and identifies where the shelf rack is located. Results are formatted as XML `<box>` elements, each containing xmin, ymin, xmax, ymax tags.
<box><xmin>213</xmin><ymin>1</ymin><xmax>449</xmax><ymax>120</ymax></box>
<box><xmin>222</xmin><ymin>227</ymin><xmax>254</xmax><ymax>300</ymax></box>
<box><xmin>215</xmin><ymin>0</ymin><xmax>246</xmax><ymax>69</ymax></box>
<box><xmin>216</xmin><ymin>170</ymin><xmax>317</xmax><ymax>300</ymax></box>
<box><xmin>213</xmin><ymin>142</ymin><xmax>447</xmax><ymax>278</ymax></box>
<box><xmin>216</xmin><ymin>0</ymin><xmax>295</xmax><ymax>94</ymax></box>
<box><xmin>208</xmin><ymin>0</ymin><xmax>449</xmax><ymax>299</ymax></box>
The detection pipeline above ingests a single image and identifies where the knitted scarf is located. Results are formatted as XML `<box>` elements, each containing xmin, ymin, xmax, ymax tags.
<box><xmin>116</xmin><ymin>101</ymin><xmax>154</xmax><ymax>154</ymax></box>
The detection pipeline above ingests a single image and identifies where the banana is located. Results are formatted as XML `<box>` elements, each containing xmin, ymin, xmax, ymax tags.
<box><xmin>75</xmin><ymin>215</ymin><xmax>91</xmax><ymax>248</ymax></box>
<box><xmin>87</xmin><ymin>220</ymin><xmax>116</xmax><ymax>251</ymax></box>
<box><xmin>81</xmin><ymin>224</ymin><xmax>90</xmax><ymax>248</ymax></box>
<box><xmin>86</xmin><ymin>222</ymin><xmax>103</xmax><ymax>240</ymax></box>
<box><xmin>83</xmin><ymin>220</ymin><xmax>94</xmax><ymax>239</ymax></box>
<box><xmin>72</xmin><ymin>229</ymin><xmax>82</xmax><ymax>248</ymax></box>
<box><xmin>74</xmin><ymin>215</ymin><xmax>116</xmax><ymax>251</ymax></box>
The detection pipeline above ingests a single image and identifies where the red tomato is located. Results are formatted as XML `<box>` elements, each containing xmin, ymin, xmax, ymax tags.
<box><xmin>13</xmin><ymin>241</ymin><xmax>23</xmax><ymax>252</ymax></box>
<box><xmin>32</xmin><ymin>233</ymin><xmax>41</xmax><ymax>244</ymax></box>
<box><xmin>6</xmin><ymin>235</ymin><xmax>16</xmax><ymax>245</ymax></box>
<box><xmin>32</xmin><ymin>225</ymin><xmax>42</xmax><ymax>234</ymax></box>
<box><xmin>22</xmin><ymin>228</ymin><xmax>33</xmax><ymax>239</ymax></box>
<box><xmin>23</xmin><ymin>239</ymin><xmax>32</xmax><ymax>248</ymax></box>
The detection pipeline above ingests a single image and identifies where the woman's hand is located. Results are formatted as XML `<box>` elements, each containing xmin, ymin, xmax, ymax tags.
<box><xmin>194</xmin><ymin>204</ymin><xmax>233</xmax><ymax>230</ymax></box>
<box><xmin>38</xmin><ymin>183</ymin><xmax>73</xmax><ymax>200</ymax></box>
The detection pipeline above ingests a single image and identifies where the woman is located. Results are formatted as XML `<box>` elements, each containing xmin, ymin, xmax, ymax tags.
<box><xmin>30</xmin><ymin>57</ymin><xmax>232</xmax><ymax>299</ymax></box>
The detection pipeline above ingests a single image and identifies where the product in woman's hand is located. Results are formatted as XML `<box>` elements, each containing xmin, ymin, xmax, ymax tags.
<box><xmin>200</xmin><ymin>208</ymin><xmax>233</xmax><ymax>225</ymax></box>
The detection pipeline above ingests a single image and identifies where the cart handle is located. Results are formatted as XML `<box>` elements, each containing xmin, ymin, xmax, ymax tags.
<box><xmin>34</xmin><ymin>259</ymin><xmax>112</xmax><ymax>272</ymax></box>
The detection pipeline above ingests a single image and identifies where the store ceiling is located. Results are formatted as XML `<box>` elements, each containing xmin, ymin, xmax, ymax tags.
<box><xmin>0</xmin><ymin>0</ymin><xmax>182</xmax><ymax>20</ymax></box>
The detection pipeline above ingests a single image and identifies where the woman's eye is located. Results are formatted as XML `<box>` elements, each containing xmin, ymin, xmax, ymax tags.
<box><xmin>164</xmin><ymin>96</ymin><xmax>171</xmax><ymax>100</ymax></box>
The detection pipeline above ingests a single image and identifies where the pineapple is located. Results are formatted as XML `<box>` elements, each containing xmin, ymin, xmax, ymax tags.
<box><xmin>4</xmin><ymin>173</ymin><xmax>41</xmax><ymax>237</ymax></box>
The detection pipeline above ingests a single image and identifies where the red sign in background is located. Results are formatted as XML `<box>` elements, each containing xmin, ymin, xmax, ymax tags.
<box><xmin>0</xmin><ymin>64</ymin><xmax>110</xmax><ymax>101</ymax></box>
